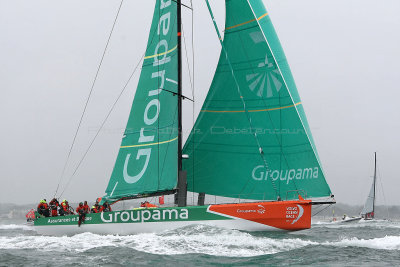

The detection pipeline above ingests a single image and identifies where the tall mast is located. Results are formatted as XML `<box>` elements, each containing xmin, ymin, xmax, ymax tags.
<box><xmin>176</xmin><ymin>0</ymin><xmax>187</xmax><ymax>207</ymax></box>
<box><xmin>177</xmin><ymin>0</ymin><xmax>182</xmax><ymax>172</ymax></box>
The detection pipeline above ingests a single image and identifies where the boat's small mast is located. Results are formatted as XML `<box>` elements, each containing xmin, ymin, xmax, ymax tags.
<box><xmin>372</xmin><ymin>152</ymin><xmax>377</xmax><ymax>216</ymax></box>
<box><xmin>176</xmin><ymin>0</ymin><xmax>187</xmax><ymax>207</ymax></box>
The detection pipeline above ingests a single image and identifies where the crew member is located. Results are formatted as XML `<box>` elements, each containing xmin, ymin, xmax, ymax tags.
<box><xmin>91</xmin><ymin>205</ymin><xmax>99</xmax><ymax>213</ymax></box>
<box><xmin>76</xmin><ymin>202</ymin><xmax>86</xmax><ymax>227</ymax></box>
<box><xmin>60</xmin><ymin>200</ymin><xmax>74</xmax><ymax>215</ymax></box>
<box><xmin>100</xmin><ymin>201</ymin><xmax>112</xmax><ymax>212</ymax></box>
<box><xmin>49</xmin><ymin>198</ymin><xmax>59</xmax><ymax>217</ymax></box>
<box><xmin>93</xmin><ymin>199</ymin><xmax>101</xmax><ymax>211</ymax></box>
<box><xmin>37</xmin><ymin>199</ymin><xmax>50</xmax><ymax>217</ymax></box>
<box><xmin>83</xmin><ymin>201</ymin><xmax>90</xmax><ymax>214</ymax></box>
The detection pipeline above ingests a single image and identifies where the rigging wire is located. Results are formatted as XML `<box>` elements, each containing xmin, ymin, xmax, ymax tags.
<box><xmin>312</xmin><ymin>203</ymin><xmax>333</xmax><ymax>217</ymax></box>
<box><xmin>59</xmin><ymin>56</ymin><xmax>144</xmax><ymax>198</ymax></box>
<box><xmin>54</xmin><ymin>0</ymin><xmax>125</xmax><ymax>197</ymax></box>
<box><xmin>58</xmin><ymin>0</ymin><xmax>167</xmax><ymax>198</ymax></box>
<box><xmin>377</xmin><ymin>163</ymin><xmax>390</xmax><ymax>219</ymax></box>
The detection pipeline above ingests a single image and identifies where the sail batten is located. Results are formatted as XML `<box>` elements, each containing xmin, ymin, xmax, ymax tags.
<box><xmin>183</xmin><ymin>0</ymin><xmax>332</xmax><ymax>200</ymax></box>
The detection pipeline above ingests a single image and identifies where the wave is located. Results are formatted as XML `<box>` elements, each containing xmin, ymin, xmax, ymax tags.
<box><xmin>0</xmin><ymin>225</ymin><xmax>316</xmax><ymax>257</ymax></box>
<box><xmin>0</xmin><ymin>224</ymin><xmax>34</xmax><ymax>231</ymax></box>
<box><xmin>325</xmin><ymin>236</ymin><xmax>400</xmax><ymax>250</ymax></box>
<box><xmin>1</xmin><ymin>224</ymin><xmax>400</xmax><ymax>256</ymax></box>
<box><xmin>312</xmin><ymin>220</ymin><xmax>400</xmax><ymax>229</ymax></box>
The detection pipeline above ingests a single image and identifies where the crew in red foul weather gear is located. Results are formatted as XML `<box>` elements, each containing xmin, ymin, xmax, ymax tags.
<box><xmin>60</xmin><ymin>200</ymin><xmax>74</xmax><ymax>216</ymax></box>
<box><xmin>37</xmin><ymin>199</ymin><xmax>50</xmax><ymax>217</ymax></box>
<box><xmin>91</xmin><ymin>206</ymin><xmax>99</xmax><ymax>213</ymax></box>
<box><xmin>83</xmin><ymin>201</ymin><xmax>90</xmax><ymax>214</ymax></box>
<box><xmin>100</xmin><ymin>202</ymin><xmax>112</xmax><ymax>212</ymax></box>
<box><xmin>49</xmin><ymin>198</ymin><xmax>59</xmax><ymax>217</ymax></box>
<box><xmin>76</xmin><ymin>202</ymin><xmax>87</xmax><ymax>227</ymax></box>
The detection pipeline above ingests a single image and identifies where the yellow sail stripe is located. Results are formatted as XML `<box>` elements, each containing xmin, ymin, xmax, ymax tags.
<box><xmin>120</xmin><ymin>136</ymin><xmax>178</xmax><ymax>149</ymax></box>
<box><xmin>225</xmin><ymin>13</ymin><xmax>268</xmax><ymax>31</ymax></box>
<box><xmin>201</xmin><ymin>102</ymin><xmax>301</xmax><ymax>113</ymax></box>
<box><xmin>144</xmin><ymin>45</ymin><xmax>178</xmax><ymax>60</ymax></box>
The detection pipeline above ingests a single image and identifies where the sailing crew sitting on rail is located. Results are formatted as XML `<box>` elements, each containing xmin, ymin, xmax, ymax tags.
<box><xmin>93</xmin><ymin>200</ymin><xmax>101</xmax><ymax>213</ymax></box>
<box><xmin>83</xmin><ymin>201</ymin><xmax>90</xmax><ymax>214</ymax></box>
<box><xmin>60</xmin><ymin>200</ymin><xmax>74</xmax><ymax>215</ymax></box>
<box><xmin>76</xmin><ymin>202</ymin><xmax>87</xmax><ymax>227</ymax></box>
<box><xmin>91</xmin><ymin>205</ymin><xmax>99</xmax><ymax>213</ymax></box>
<box><xmin>100</xmin><ymin>201</ymin><xmax>112</xmax><ymax>212</ymax></box>
<box><xmin>37</xmin><ymin>199</ymin><xmax>50</xmax><ymax>217</ymax></box>
<box><xmin>49</xmin><ymin>198</ymin><xmax>59</xmax><ymax>217</ymax></box>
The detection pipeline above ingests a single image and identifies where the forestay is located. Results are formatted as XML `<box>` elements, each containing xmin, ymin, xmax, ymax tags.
<box><xmin>104</xmin><ymin>0</ymin><xmax>178</xmax><ymax>201</ymax></box>
<box><xmin>183</xmin><ymin>0</ymin><xmax>332</xmax><ymax>200</ymax></box>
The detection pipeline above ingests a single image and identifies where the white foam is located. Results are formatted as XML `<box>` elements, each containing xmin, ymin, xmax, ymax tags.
<box><xmin>0</xmin><ymin>225</ymin><xmax>316</xmax><ymax>257</ymax></box>
<box><xmin>132</xmin><ymin>225</ymin><xmax>317</xmax><ymax>256</ymax></box>
<box><xmin>312</xmin><ymin>220</ymin><xmax>400</xmax><ymax>229</ymax></box>
<box><xmin>325</xmin><ymin>236</ymin><xmax>400</xmax><ymax>250</ymax></box>
<box><xmin>3</xmin><ymin>224</ymin><xmax>399</xmax><ymax>256</ymax></box>
<box><xmin>0</xmin><ymin>224</ymin><xmax>34</xmax><ymax>231</ymax></box>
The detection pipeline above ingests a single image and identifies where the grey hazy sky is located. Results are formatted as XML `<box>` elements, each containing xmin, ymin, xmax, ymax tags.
<box><xmin>0</xmin><ymin>0</ymin><xmax>399</xmax><ymax>205</ymax></box>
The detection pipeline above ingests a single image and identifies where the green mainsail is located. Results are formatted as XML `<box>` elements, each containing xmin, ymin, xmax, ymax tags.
<box><xmin>183</xmin><ymin>0</ymin><xmax>332</xmax><ymax>200</ymax></box>
<box><xmin>104</xmin><ymin>0</ymin><xmax>178</xmax><ymax>201</ymax></box>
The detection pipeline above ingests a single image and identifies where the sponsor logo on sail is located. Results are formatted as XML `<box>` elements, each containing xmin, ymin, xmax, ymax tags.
<box><xmin>123</xmin><ymin>1</ymin><xmax>173</xmax><ymax>184</ymax></box>
<box><xmin>252</xmin><ymin>165</ymin><xmax>319</xmax><ymax>184</ymax></box>
<box><xmin>246</xmin><ymin>54</ymin><xmax>282</xmax><ymax>98</ymax></box>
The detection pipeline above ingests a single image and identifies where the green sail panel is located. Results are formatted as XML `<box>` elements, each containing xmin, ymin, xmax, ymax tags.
<box><xmin>183</xmin><ymin>0</ymin><xmax>332</xmax><ymax>200</ymax></box>
<box><xmin>104</xmin><ymin>0</ymin><xmax>178</xmax><ymax>201</ymax></box>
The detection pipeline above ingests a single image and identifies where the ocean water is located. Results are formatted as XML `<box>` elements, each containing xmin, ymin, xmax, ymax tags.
<box><xmin>1</xmin><ymin>219</ymin><xmax>399</xmax><ymax>266</ymax></box>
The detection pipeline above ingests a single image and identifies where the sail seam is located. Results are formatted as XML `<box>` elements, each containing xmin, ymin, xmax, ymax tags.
<box><xmin>246</xmin><ymin>0</ymin><xmax>329</xmax><ymax>188</ymax></box>
<box><xmin>120</xmin><ymin>136</ymin><xmax>178</xmax><ymax>148</ymax></box>
<box><xmin>201</xmin><ymin>102</ymin><xmax>301</xmax><ymax>113</ymax></box>
<box><xmin>144</xmin><ymin>45</ymin><xmax>178</xmax><ymax>59</ymax></box>
<box><xmin>225</xmin><ymin>12</ymin><xmax>268</xmax><ymax>31</ymax></box>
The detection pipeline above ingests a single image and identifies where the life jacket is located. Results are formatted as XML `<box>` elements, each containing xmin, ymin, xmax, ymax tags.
<box><xmin>51</xmin><ymin>209</ymin><xmax>58</xmax><ymax>216</ymax></box>
<box><xmin>91</xmin><ymin>207</ymin><xmax>99</xmax><ymax>213</ymax></box>
<box><xmin>100</xmin><ymin>204</ymin><xmax>111</xmax><ymax>212</ymax></box>
<box><xmin>38</xmin><ymin>203</ymin><xmax>48</xmax><ymax>210</ymax></box>
<box><xmin>83</xmin><ymin>205</ymin><xmax>90</xmax><ymax>213</ymax></box>
<box><xmin>76</xmin><ymin>205</ymin><xmax>85</xmax><ymax>214</ymax></box>
<box><xmin>61</xmin><ymin>202</ymin><xmax>68</xmax><ymax>211</ymax></box>
<box><xmin>49</xmin><ymin>200</ymin><xmax>59</xmax><ymax>208</ymax></box>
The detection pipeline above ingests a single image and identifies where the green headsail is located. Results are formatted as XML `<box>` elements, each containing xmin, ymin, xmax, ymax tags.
<box><xmin>183</xmin><ymin>0</ymin><xmax>332</xmax><ymax>200</ymax></box>
<box><xmin>104</xmin><ymin>0</ymin><xmax>178</xmax><ymax>201</ymax></box>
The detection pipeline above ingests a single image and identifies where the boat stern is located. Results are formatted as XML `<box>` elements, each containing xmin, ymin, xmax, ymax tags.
<box><xmin>207</xmin><ymin>200</ymin><xmax>312</xmax><ymax>231</ymax></box>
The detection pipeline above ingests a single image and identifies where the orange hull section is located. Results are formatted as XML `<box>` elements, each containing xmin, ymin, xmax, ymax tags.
<box><xmin>208</xmin><ymin>200</ymin><xmax>312</xmax><ymax>231</ymax></box>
